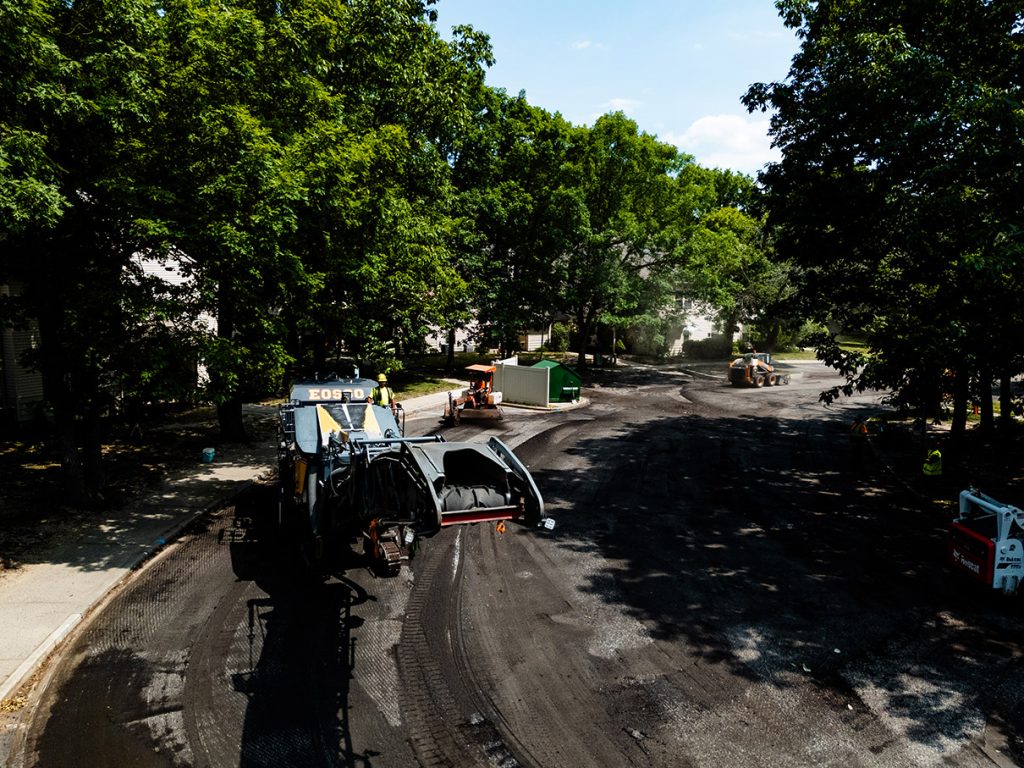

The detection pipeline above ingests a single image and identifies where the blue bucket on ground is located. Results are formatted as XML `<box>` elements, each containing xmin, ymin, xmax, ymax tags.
<box><xmin>201</xmin><ymin>447</ymin><xmax>215</xmax><ymax>463</ymax></box>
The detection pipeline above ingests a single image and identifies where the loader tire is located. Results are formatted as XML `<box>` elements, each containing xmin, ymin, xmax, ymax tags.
<box><xmin>754</xmin><ymin>374</ymin><xmax>766</xmax><ymax>388</ymax></box>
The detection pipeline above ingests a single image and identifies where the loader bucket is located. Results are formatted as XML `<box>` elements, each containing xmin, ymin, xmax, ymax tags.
<box><xmin>456</xmin><ymin>406</ymin><xmax>503</xmax><ymax>420</ymax></box>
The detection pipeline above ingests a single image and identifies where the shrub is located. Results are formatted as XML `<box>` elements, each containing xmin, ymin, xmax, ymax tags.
<box><xmin>549</xmin><ymin>323</ymin><xmax>570</xmax><ymax>353</ymax></box>
<box><xmin>683</xmin><ymin>336</ymin><xmax>732</xmax><ymax>360</ymax></box>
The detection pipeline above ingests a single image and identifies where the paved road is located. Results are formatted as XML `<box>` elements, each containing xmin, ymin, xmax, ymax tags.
<box><xmin>8</xmin><ymin>363</ymin><xmax>1024</xmax><ymax>767</ymax></box>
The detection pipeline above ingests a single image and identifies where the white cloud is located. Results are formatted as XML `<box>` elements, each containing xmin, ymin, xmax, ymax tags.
<box><xmin>605</xmin><ymin>97</ymin><xmax>640</xmax><ymax>115</ymax></box>
<box><xmin>664</xmin><ymin>114</ymin><xmax>780</xmax><ymax>177</ymax></box>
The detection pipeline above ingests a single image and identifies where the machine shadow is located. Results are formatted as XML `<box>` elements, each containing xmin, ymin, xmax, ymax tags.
<box><xmin>226</xmin><ymin>485</ymin><xmax>380</xmax><ymax>768</ymax></box>
<box><xmin>525</xmin><ymin>403</ymin><xmax>1024</xmax><ymax>757</ymax></box>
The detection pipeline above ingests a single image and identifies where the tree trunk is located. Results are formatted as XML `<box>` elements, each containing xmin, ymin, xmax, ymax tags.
<box><xmin>81</xmin><ymin>402</ymin><xmax>105</xmax><ymax>501</ymax></box>
<box><xmin>999</xmin><ymin>369</ymin><xmax>1013</xmax><ymax>432</ymax></box>
<box><xmin>574</xmin><ymin>306</ymin><xmax>596</xmax><ymax>369</ymax></box>
<box><xmin>723</xmin><ymin>310</ymin><xmax>740</xmax><ymax>353</ymax></box>
<box><xmin>979</xmin><ymin>364</ymin><xmax>994</xmax><ymax>435</ymax></box>
<box><xmin>312</xmin><ymin>331</ymin><xmax>327</xmax><ymax>377</ymax></box>
<box><xmin>950</xmin><ymin>366</ymin><xmax>969</xmax><ymax>454</ymax></box>
<box><xmin>445</xmin><ymin>328</ymin><xmax>456</xmax><ymax>373</ymax></box>
<box><xmin>37</xmin><ymin>304</ymin><xmax>89</xmax><ymax>507</ymax></box>
<box><xmin>763</xmin><ymin>321</ymin><xmax>781</xmax><ymax>354</ymax></box>
<box><xmin>216</xmin><ymin>279</ymin><xmax>247</xmax><ymax>440</ymax></box>
<box><xmin>218</xmin><ymin>396</ymin><xmax>246</xmax><ymax>441</ymax></box>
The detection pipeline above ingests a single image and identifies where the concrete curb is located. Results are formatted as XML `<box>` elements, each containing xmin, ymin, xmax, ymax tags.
<box><xmin>503</xmin><ymin>397</ymin><xmax>589</xmax><ymax>413</ymax></box>
<box><xmin>0</xmin><ymin>613</ymin><xmax>81</xmax><ymax>705</ymax></box>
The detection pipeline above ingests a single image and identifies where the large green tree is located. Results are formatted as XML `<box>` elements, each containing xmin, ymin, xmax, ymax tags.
<box><xmin>745</xmin><ymin>0</ymin><xmax>1024</xmax><ymax>440</ymax></box>
<box><xmin>0</xmin><ymin>0</ymin><xmax>166</xmax><ymax>503</ymax></box>
<box><xmin>561</xmin><ymin>112</ymin><xmax>686</xmax><ymax>367</ymax></box>
<box><xmin>451</xmin><ymin>90</ymin><xmax>584</xmax><ymax>357</ymax></box>
<box><xmin>675</xmin><ymin>168</ymin><xmax>800</xmax><ymax>352</ymax></box>
<box><xmin>278</xmin><ymin>3</ymin><xmax>489</xmax><ymax>377</ymax></box>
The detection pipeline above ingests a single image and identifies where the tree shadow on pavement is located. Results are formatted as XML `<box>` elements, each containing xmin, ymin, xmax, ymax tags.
<box><xmin>526</xmin><ymin>408</ymin><xmax>1024</xmax><ymax>762</ymax></box>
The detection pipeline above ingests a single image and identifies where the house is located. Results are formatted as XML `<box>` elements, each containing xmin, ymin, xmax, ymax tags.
<box><xmin>518</xmin><ymin>327</ymin><xmax>550</xmax><ymax>352</ymax></box>
<box><xmin>0</xmin><ymin>282</ymin><xmax>44</xmax><ymax>424</ymax></box>
<box><xmin>424</xmin><ymin>322</ymin><xmax>476</xmax><ymax>354</ymax></box>
<box><xmin>623</xmin><ymin>293</ymin><xmax>733</xmax><ymax>357</ymax></box>
<box><xmin>1</xmin><ymin>254</ymin><xmax>214</xmax><ymax>424</ymax></box>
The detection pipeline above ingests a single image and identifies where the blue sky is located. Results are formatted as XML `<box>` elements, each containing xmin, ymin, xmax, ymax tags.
<box><xmin>433</xmin><ymin>0</ymin><xmax>801</xmax><ymax>177</ymax></box>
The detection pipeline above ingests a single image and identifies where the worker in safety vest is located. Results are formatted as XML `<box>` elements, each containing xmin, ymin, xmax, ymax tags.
<box><xmin>371</xmin><ymin>374</ymin><xmax>397</xmax><ymax>413</ymax></box>
<box><xmin>922</xmin><ymin>448</ymin><xmax>942</xmax><ymax>477</ymax></box>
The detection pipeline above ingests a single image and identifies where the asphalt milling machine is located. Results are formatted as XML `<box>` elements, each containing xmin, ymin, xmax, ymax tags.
<box><xmin>277</xmin><ymin>375</ymin><xmax>550</xmax><ymax>576</ymax></box>
<box><xmin>727</xmin><ymin>351</ymin><xmax>791</xmax><ymax>387</ymax></box>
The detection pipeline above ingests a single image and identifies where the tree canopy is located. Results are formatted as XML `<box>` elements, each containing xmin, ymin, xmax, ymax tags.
<box><xmin>0</xmin><ymin>0</ymin><xmax>779</xmax><ymax>502</ymax></box>
<box><xmin>745</xmin><ymin>0</ymin><xmax>1024</xmax><ymax>440</ymax></box>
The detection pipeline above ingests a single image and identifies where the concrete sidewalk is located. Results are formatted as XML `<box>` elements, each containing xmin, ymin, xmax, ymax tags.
<box><xmin>0</xmin><ymin>422</ymin><xmax>277</xmax><ymax>706</ymax></box>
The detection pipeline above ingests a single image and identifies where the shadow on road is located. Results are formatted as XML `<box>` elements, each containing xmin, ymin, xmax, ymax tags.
<box><xmin>525</xmin><ymin>406</ymin><xmax>1024</xmax><ymax>762</ymax></box>
<box><xmin>227</xmin><ymin>485</ymin><xmax>379</xmax><ymax>767</ymax></box>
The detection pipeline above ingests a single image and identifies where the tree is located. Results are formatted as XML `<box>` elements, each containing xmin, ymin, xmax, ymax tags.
<box><xmin>278</xmin><ymin>3</ymin><xmax>489</xmax><ymax>377</ymax></box>
<box><xmin>745</xmin><ymin>0</ymin><xmax>1024</xmax><ymax>441</ymax></box>
<box><xmin>561</xmin><ymin>112</ymin><xmax>686</xmax><ymax>367</ymax></box>
<box><xmin>673</xmin><ymin>168</ymin><xmax>801</xmax><ymax>352</ymax></box>
<box><xmin>451</xmin><ymin>90</ymin><xmax>584</xmax><ymax>357</ymax></box>
<box><xmin>0</xmin><ymin>0</ymin><xmax>167</xmax><ymax>504</ymax></box>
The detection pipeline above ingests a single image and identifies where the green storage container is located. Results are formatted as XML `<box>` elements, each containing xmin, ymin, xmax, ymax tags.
<box><xmin>531</xmin><ymin>360</ymin><xmax>582</xmax><ymax>403</ymax></box>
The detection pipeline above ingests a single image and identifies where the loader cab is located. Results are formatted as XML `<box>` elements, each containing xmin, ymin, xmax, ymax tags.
<box><xmin>465</xmin><ymin>364</ymin><xmax>496</xmax><ymax>403</ymax></box>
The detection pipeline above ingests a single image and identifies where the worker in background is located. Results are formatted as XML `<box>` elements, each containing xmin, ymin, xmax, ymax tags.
<box><xmin>922</xmin><ymin>448</ymin><xmax>943</xmax><ymax>478</ymax></box>
<box><xmin>371</xmin><ymin>373</ymin><xmax>397</xmax><ymax>414</ymax></box>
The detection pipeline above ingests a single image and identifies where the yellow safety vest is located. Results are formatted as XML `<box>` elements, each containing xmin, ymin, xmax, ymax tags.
<box><xmin>372</xmin><ymin>385</ymin><xmax>394</xmax><ymax>406</ymax></box>
<box><xmin>922</xmin><ymin>451</ymin><xmax>942</xmax><ymax>476</ymax></box>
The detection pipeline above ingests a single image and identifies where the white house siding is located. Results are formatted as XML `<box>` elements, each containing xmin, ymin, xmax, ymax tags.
<box><xmin>425</xmin><ymin>321</ymin><xmax>476</xmax><ymax>354</ymax></box>
<box><xmin>517</xmin><ymin>329</ymin><xmax>549</xmax><ymax>352</ymax></box>
<box><xmin>1</xmin><ymin>283</ymin><xmax>45</xmax><ymax>423</ymax></box>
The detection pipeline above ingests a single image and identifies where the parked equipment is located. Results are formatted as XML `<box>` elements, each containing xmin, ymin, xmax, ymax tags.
<box><xmin>727</xmin><ymin>352</ymin><xmax>791</xmax><ymax>387</ymax></box>
<box><xmin>947</xmin><ymin>489</ymin><xmax>1023</xmax><ymax>595</ymax></box>
<box><xmin>278</xmin><ymin>376</ymin><xmax>547</xmax><ymax>576</ymax></box>
<box><xmin>443</xmin><ymin>364</ymin><xmax>503</xmax><ymax>425</ymax></box>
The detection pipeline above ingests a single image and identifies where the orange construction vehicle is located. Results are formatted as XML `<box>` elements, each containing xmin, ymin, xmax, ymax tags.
<box><xmin>727</xmin><ymin>352</ymin><xmax>791</xmax><ymax>388</ymax></box>
<box><xmin>443</xmin><ymin>364</ymin><xmax>503</xmax><ymax>425</ymax></box>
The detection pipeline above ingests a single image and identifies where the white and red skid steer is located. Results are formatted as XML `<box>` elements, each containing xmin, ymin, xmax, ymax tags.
<box><xmin>947</xmin><ymin>488</ymin><xmax>1024</xmax><ymax>595</ymax></box>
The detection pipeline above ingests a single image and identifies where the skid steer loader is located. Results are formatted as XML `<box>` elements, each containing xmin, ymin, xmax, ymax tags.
<box><xmin>947</xmin><ymin>488</ymin><xmax>1024</xmax><ymax>595</ymax></box>
<box><xmin>727</xmin><ymin>352</ymin><xmax>791</xmax><ymax>387</ymax></box>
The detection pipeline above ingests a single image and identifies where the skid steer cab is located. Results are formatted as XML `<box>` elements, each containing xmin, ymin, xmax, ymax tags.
<box><xmin>727</xmin><ymin>352</ymin><xmax>791</xmax><ymax>388</ymax></box>
<box><xmin>278</xmin><ymin>376</ymin><xmax>550</xmax><ymax>577</ymax></box>
<box><xmin>947</xmin><ymin>489</ymin><xmax>1024</xmax><ymax>596</ymax></box>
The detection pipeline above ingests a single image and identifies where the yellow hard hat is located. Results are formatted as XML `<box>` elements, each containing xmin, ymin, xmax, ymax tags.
<box><xmin>377</xmin><ymin>373</ymin><xmax>387</xmax><ymax>382</ymax></box>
